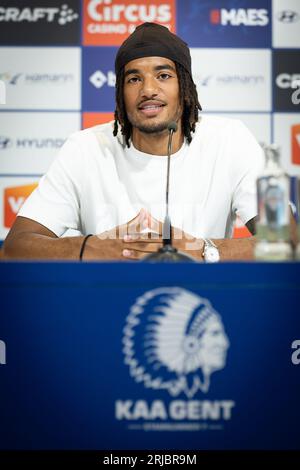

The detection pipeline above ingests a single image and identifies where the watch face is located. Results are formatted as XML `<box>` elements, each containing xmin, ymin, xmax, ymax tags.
<box><xmin>204</xmin><ymin>246</ymin><xmax>220</xmax><ymax>263</ymax></box>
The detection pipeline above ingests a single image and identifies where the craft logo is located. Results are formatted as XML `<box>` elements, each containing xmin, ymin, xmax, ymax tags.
<box><xmin>292</xmin><ymin>79</ymin><xmax>300</xmax><ymax>106</ymax></box>
<box><xmin>83</xmin><ymin>0</ymin><xmax>176</xmax><ymax>46</ymax></box>
<box><xmin>291</xmin><ymin>340</ymin><xmax>300</xmax><ymax>365</ymax></box>
<box><xmin>116</xmin><ymin>288</ymin><xmax>234</xmax><ymax>430</ymax></box>
<box><xmin>4</xmin><ymin>183</ymin><xmax>38</xmax><ymax>228</ymax></box>
<box><xmin>291</xmin><ymin>124</ymin><xmax>300</xmax><ymax>165</ymax></box>
<box><xmin>0</xmin><ymin>1</ymin><xmax>80</xmax><ymax>45</ymax></box>
<box><xmin>276</xmin><ymin>73</ymin><xmax>300</xmax><ymax>89</ymax></box>
<box><xmin>210</xmin><ymin>8</ymin><xmax>269</xmax><ymax>26</ymax></box>
<box><xmin>274</xmin><ymin>51</ymin><xmax>300</xmax><ymax>111</ymax></box>
<box><xmin>0</xmin><ymin>4</ymin><xmax>78</xmax><ymax>25</ymax></box>
<box><xmin>276</xmin><ymin>10</ymin><xmax>299</xmax><ymax>23</ymax></box>
<box><xmin>0</xmin><ymin>339</ymin><xmax>6</xmax><ymax>365</ymax></box>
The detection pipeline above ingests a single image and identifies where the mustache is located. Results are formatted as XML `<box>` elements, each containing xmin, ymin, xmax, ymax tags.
<box><xmin>137</xmin><ymin>99</ymin><xmax>166</xmax><ymax>108</ymax></box>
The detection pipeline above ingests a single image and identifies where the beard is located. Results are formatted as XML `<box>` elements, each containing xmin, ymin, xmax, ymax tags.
<box><xmin>127</xmin><ymin>105</ymin><xmax>182</xmax><ymax>135</ymax></box>
<box><xmin>132</xmin><ymin>120</ymin><xmax>170</xmax><ymax>134</ymax></box>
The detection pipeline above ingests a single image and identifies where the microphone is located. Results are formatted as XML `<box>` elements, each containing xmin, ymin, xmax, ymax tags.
<box><xmin>142</xmin><ymin>122</ymin><xmax>196</xmax><ymax>262</ymax></box>
<box><xmin>163</xmin><ymin>121</ymin><xmax>177</xmax><ymax>246</ymax></box>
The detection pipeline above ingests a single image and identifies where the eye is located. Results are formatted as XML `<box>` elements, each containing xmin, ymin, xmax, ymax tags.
<box><xmin>158</xmin><ymin>73</ymin><xmax>172</xmax><ymax>80</ymax></box>
<box><xmin>127</xmin><ymin>76</ymin><xmax>140</xmax><ymax>84</ymax></box>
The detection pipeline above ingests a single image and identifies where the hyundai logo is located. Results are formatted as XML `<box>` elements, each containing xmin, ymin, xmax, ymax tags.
<box><xmin>0</xmin><ymin>136</ymin><xmax>12</xmax><ymax>149</ymax></box>
<box><xmin>276</xmin><ymin>10</ymin><xmax>299</xmax><ymax>23</ymax></box>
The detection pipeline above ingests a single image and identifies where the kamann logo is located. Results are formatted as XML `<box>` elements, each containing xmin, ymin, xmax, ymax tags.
<box><xmin>83</xmin><ymin>0</ymin><xmax>175</xmax><ymax>45</ymax></box>
<box><xmin>210</xmin><ymin>8</ymin><xmax>269</xmax><ymax>26</ymax></box>
<box><xmin>0</xmin><ymin>72</ymin><xmax>74</xmax><ymax>87</ymax></box>
<box><xmin>0</xmin><ymin>72</ymin><xmax>22</xmax><ymax>86</ymax></box>
<box><xmin>123</xmin><ymin>288</ymin><xmax>229</xmax><ymax>398</ymax></box>
<box><xmin>4</xmin><ymin>183</ymin><xmax>38</xmax><ymax>228</ymax></box>
<box><xmin>0</xmin><ymin>4</ymin><xmax>79</xmax><ymax>25</ymax></box>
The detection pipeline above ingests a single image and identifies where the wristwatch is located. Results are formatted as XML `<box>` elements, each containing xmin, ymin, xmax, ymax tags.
<box><xmin>202</xmin><ymin>238</ymin><xmax>220</xmax><ymax>263</ymax></box>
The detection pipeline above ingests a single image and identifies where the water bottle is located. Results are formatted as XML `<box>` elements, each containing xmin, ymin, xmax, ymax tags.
<box><xmin>254</xmin><ymin>144</ymin><xmax>292</xmax><ymax>261</ymax></box>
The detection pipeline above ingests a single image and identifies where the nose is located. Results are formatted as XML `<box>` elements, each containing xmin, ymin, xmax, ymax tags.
<box><xmin>140</xmin><ymin>75</ymin><xmax>159</xmax><ymax>98</ymax></box>
<box><xmin>221</xmin><ymin>333</ymin><xmax>229</xmax><ymax>349</ymax></box>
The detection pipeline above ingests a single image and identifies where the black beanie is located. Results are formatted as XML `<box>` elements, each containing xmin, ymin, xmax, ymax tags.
<box><xmin>115</xmin><ymin>22</ymin><xmax>192</xmax><ymax>76</ymax></box>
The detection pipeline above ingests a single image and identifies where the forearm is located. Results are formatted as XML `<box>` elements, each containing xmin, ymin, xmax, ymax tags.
<box><xmin>209</xmin><ymin>237</ymin><xmax>256</xmax><ymax>260</ymax></box>
<box><xmin>174</xmin><ymin>235</ymin><xmax>256</xmax><ymax>261</ymax></box>
<box><xmin>3</xmin><ymin>233</ymin><xmax>84</xmax><ymax>260</ymax></box>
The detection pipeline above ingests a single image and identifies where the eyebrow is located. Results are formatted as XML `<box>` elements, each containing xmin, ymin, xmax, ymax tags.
<box><xmin>124</xmin><ymin>63</ymin><xmax>176</xmax><ymax>78</ymax></box>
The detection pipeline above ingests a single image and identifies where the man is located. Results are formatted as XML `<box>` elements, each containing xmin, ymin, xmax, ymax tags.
<box><xmin>3</xmin><ymin>23</ymin><xmax>264</xmax><ymax>261</ymax></box>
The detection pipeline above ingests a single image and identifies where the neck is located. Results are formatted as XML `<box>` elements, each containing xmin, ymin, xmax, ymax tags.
<box><xmin>131</xmin><ymin>125</ymin><xmax>184</xmax><ymax>156</ymax></box>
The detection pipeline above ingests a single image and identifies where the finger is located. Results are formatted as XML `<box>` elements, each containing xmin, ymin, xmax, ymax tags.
<box><xmin>148</xmin><ymin>214</ymin><xmax>163</xmax><ymax>235</ymax></box>
<box><xmin>123</xmin><ymin>233</ymin><xmax>162</xmax><ymax>243</ymax></box>
<box><xmin>122</xmin><ymin>249</ymin><xmax>146</xmax><ymax>260</ymax></box>
<box><xmin>127</xmin><ymin>209</ymin><xmax>150</xmax><ymax>234</ymax></box>
<box><xmin>123</xmin><ymin>244</ymin><xmax>161</xmax><ymax>253</ymax></box>
<box><xmin>122</xmin><ymin>244</ymin><xmax>160</xmax><ymax>259</ymax></box>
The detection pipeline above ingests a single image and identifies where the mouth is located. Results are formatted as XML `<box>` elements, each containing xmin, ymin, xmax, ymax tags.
<box><xmin>138</xmin><ymin>101</ymin><xmax>166</xmax><ymax>117</ymax></box>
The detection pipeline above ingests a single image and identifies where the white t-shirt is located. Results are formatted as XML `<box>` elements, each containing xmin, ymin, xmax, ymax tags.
<box><xmin>18</xmin><ymin>116</ymin><xmax>264</xmax><ymax>239</ymax></box>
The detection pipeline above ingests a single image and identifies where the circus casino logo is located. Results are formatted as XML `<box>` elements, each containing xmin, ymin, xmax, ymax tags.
<box><xmin>116</xmin><ymin>288</ymin><xmax>234</xmax><ymax>431</ymax></box>
<box><xmin>83</xmin><ymin>0</ymin><xmax>176</xmax><ymax>46</ymax></box>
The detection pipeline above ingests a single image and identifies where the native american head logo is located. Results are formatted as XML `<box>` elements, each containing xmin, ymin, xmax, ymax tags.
<box><xmin>123</xmin><ymin>288</ymin><xmax>229</xmax><ymax>398</ymax></box>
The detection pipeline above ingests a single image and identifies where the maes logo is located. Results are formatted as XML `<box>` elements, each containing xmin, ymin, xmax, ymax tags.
<box><xmin>83</xmin><ymin>0</ymin><xmax>175</xmax><ymax>46</ymax></box>
<box><xmin>210</xmin><ymin>8</ymin><xmax>269</xmax><ymax>26</ymax></box>
<box><xmin>123</xmin><ymin>288</ymin><xmax>229</xmax><ymax>398</ymax></box>
<box><xmin>4</xmin><ymin>183</ymin><xmax>38</xmax><ymax>228</ymax></box>
<box><xmin>0</xmin><ymin>4</ymin><xmax>78</xmax><ymax>25</ymax></box>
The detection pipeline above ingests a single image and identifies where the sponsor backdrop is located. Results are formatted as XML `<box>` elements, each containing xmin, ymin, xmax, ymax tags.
<box><xmin>0</xmin><ymin>0</ymin><xmax>300</xmax><ymax>240</ymax></box>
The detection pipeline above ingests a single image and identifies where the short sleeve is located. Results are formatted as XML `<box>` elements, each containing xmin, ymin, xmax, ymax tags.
<box><xmin>18</xmin><ymin>136</ymin><xmax>83</xmax><ymax>237</ymax></box>
<box><xmin>230</xmin><ymin>120</ymin><xmax>265</xmax><ymax>225</ymax></box>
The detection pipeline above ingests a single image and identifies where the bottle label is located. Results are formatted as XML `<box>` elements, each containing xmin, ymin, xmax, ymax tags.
<box><xmin>257</xmin><ymin>175</ymin><xmax>290</xmax><ymax>236</ymax></box>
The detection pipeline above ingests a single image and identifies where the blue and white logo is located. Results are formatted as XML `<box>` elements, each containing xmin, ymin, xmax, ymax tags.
<box><xmin>123</xmin><ymin>288</ymin><xmax>229</xmax><ymax>398</ymax></box>
<box><xmin>177</xmin><ymin>0</ymin><xmax>271</xmax><ymax>48</ymax></box>
<box><xmin>82</xmin><ymin>46</ymin><xmax>117</xmax><ymax>112</ymax></box>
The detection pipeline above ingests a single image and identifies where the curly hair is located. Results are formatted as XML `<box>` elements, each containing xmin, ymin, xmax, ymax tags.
<box><xmin>113</xmin><ymin>62</ymin><xmax>202</xmax><ymax>148</ymax></box>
